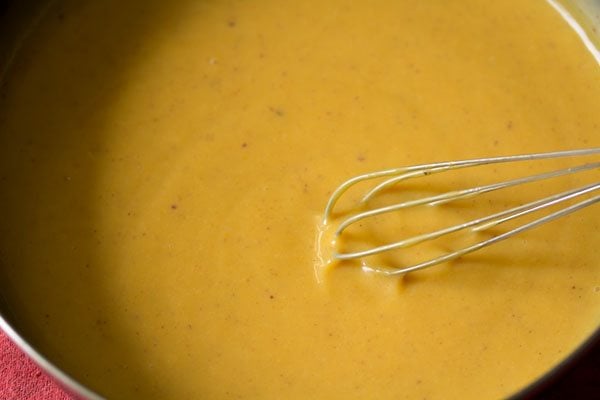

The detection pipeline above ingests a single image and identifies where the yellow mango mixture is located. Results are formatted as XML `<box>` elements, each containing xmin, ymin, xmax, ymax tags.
<box><xmin>0</xmin><ymin>0</ymin><xmax>599</xmax><ymax>399</ymax></box>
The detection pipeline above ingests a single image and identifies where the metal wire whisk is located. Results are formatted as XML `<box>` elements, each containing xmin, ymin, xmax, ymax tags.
<box><xmin>322</xmin><ymin>148</ymin><xmax>600</xmax><ymax>276</ymax></box>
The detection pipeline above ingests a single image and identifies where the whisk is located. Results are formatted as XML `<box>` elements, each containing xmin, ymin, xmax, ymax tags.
<box><xmin>322</xmin><ymin>148</ymin><xmax>600</xmax><ymax>276</ymax></box>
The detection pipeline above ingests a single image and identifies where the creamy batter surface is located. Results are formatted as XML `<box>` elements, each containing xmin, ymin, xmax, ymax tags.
<box><xmin>0</xmin><ymin>0</ymin><xmax>599</xmax><ymax>399</ymax></box>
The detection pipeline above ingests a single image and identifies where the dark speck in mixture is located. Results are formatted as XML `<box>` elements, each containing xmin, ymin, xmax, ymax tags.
<box><xmin>269</xmin><ymin>106</ymin><xmax>285</xmax><ymax>117</ymax></box>
<box><xmin>171</xmin><ymin>204</ymin><xmax>178</xmax><ymax>210</ymax></box>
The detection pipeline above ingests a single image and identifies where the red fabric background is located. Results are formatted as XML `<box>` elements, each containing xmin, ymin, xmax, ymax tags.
<box><xmin>0</xmin><ymin>330</ymin><xmax>71</xmax><ymax>400</ymax></box>
<box><xmin>1</xmin><ymin>327</ymin><xmax>599</xmax><ymax>399</ymax></box>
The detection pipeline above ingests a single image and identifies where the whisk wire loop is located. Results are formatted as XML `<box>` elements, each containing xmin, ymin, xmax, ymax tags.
<box><xmin>323</xmin><ymin>148</ymin><xmax>600</xmax><ymax>275</ymax></box>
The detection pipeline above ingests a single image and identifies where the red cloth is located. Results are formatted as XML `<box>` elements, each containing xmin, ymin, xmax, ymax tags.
<box><xmin>0</xmin><ymin>329</ymin><xmax>72</xmax><ymax>400</ymax></box>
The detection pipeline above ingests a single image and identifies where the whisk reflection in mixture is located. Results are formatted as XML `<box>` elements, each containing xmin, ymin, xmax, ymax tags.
<box><xmin>322</xmin><ymin>148</ymin><xmax>600</xmax><ymax>276</ymax></box>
